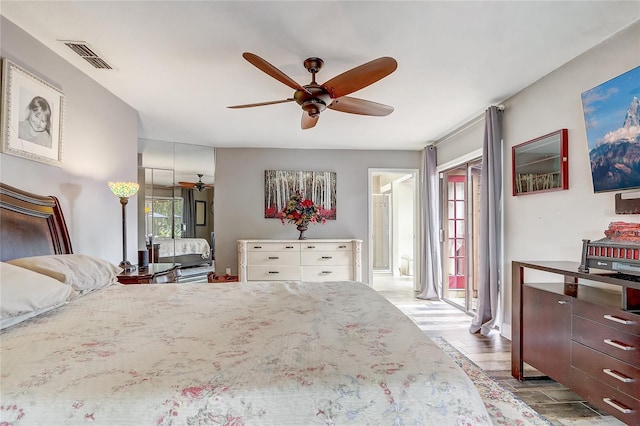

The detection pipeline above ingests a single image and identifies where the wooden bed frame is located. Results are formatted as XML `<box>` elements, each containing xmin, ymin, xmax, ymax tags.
<box><xmin>0</xmin><ymin>183</ymin><xmax>73</xmax><ymax>261</ymax></box>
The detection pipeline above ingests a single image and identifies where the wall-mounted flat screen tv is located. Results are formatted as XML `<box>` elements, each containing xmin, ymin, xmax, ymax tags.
<box><xmin>581</xmin><ymin>66</ymin><xmax>640</xmax><ymax>193</ymax></box>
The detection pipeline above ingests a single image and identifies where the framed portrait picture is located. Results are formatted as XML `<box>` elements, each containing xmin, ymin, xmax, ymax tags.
<box><xmin>1</xmin><ymin>59</ymin><xmax>65</xmax><ymax>167</ymax></box>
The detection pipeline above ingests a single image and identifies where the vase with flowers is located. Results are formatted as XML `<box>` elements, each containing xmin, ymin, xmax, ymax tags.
<box><xmin>279</xmin><ymin>192</ymin><xmax>326</xmax><ymax>239</ymax></box>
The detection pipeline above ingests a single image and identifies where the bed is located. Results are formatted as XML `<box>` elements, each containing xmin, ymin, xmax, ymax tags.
<box><xmin>153</xmin><ymin>237</ymin><xmax>212</xmax><ymax>268</ymax></box>
<box><xmin>0</xmin><ymin>182</ymin><xmax>491</xmax><ymax>425</ymax></box>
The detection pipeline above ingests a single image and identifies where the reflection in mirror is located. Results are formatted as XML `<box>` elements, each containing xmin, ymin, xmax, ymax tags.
<box><xmin>144</xmin><ymin>168</ymin><xmax>177</xmax><ymax>262</ymax></box>
<box><xmin>138</xmin><ymin>139</ymin><xmax>216</xmax><ymax>271</ymax></box>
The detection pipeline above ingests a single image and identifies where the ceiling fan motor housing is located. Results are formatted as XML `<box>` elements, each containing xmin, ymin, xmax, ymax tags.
<box><xmin>295</xmin><ymin>85</ymin><xmax>333</xmax><ymax>117</ymax></box>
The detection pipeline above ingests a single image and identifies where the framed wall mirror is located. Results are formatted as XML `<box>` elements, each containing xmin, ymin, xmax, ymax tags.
<box><xmin>512</xmin><ymin>129</ymin><xmax>568</xmax><ymax>196</ymax></box>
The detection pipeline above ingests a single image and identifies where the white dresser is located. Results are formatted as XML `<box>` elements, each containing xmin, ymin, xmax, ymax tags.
<box><xmin>238</xmin><ymin>239</ymin><xmax>362</xmax><ymax>282</ymax></box>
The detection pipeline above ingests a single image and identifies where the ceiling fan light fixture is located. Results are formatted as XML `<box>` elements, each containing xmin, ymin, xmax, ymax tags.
<box><xmin>229</xmin><ymin>53</ymin><xmax>397</xmax><ymax>127</ymax></box>
<box><xmin>175</xmin><ymin>173</ymin><xmax>213</xmax><ymax>191</ymax></box>
<box><xmin>301</xmin><ymin>99</ymin><xmax>326</xmax><ymax>117</ymax></box>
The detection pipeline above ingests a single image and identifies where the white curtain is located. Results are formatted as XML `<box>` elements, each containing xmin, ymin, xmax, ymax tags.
<box><xmin>417</xmin><ymin>146</ymin><xmax>441</xmax><ymax>300</ymax></box>
<box><xmin>469</xmin><ymin>106</ymin><xmax>504</xmax><ymax>335</ymax></box>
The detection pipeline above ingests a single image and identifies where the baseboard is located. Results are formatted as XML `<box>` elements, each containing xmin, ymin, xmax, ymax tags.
<box><xmin>501</xmin><ymin>322</ymin><xmax>512</xmax><ymax>341</ymax></box>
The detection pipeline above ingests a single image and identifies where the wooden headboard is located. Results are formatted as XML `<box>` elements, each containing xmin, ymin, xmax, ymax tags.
<box><xmin>0</xmin><ymin>183</ymin><xmax>73</xmax><ymax>262</ymax></box>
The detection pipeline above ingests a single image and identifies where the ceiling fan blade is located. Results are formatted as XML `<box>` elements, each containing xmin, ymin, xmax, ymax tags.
<box><xmin>177</xmin><ymin>182</ymin><xmax>196</xmax><ymax>188</ymax></box>
<box><xmin>227</xmin><ymin>98</ymin><xmax>295</xmax><ymax>109</ymax></box>
<box><xmin>301</xmin><ymin>112</ymin><xmax>319</xmax><ymax>130</ymax></box>
<box><xmin>242</xmin><ymin>52</ymin><xmax>309</xmax><ymax>93</ymax></box>
<box><xmin>322</xmin><ymin>57</ymin><xmax>397</xmax><ymax>98</ymax></box>
<box><xmin>328</xmin><ymin>96</ymin><xmax>394</xmax><ymax>116</ymax></box>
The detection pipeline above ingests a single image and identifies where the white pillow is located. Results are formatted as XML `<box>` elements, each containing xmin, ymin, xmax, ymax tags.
<box><xmin>1</xmin><ymin>262</ymin><xmax>75</xmax><ymax>329</ymax></box>
<box><xmin>7</xmin><ymin>254</ymin><xmax>123</xmax><ymax>295</ymax></box>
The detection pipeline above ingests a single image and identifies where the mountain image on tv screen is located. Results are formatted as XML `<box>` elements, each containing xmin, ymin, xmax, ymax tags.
<box><xmin>581</xmin><ymin>66</ymin><xmax>640</xmax><ymax>193</ymax></box>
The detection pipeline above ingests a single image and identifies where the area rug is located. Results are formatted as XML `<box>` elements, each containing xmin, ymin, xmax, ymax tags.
<box><xmin>431</xmin><ymin>336</ymin><xmax>552</xmax><ymax>426</ymax></box>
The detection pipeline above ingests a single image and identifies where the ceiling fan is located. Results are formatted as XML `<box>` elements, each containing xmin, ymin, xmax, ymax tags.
<box><xmin>174</xmin><ymin>174</ymin><xmax>214</xmax><ymax>191</ymax></box>
<box><xmin>228</xmin><ymin>52</ymin><xmax>398</xmax><ymax>129</ymax></box>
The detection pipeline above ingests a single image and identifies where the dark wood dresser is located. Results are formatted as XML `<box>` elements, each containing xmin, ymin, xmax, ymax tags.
<box><xmin>513</xmin><ymin>261</ymin><xmax>640</xmax><ymax>425</ymax></box>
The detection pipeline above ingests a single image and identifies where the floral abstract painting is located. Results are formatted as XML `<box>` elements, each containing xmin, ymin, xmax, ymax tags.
<box><xmin>264</xmin><ymin>170</ymin><xmax>336</xmax><ymax>220</ymax></box>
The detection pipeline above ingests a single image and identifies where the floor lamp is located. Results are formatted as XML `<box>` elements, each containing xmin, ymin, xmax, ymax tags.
<box><xmin>108</xmin><ymin>181</ymin><xmax>140</xmax><ymax>272</ymax></box>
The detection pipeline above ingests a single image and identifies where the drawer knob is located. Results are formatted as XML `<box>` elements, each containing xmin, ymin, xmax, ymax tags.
<box><xmin>603</xmin><ymin>339</ymin><xmax>634</xmax><ymax>351</ymax></box>
<box><xmin>253</xmin><ymin>246</ymin><xmax>262</xmax><ymax>249</ymax></box>
<box><xmin>557</xmin><ymin>300</ymin><xmax>569</xmax><ymax>305</ymax></box>
<box><xmin>268</xmin><ymin>256</ymin><xmax>280</xmax><ymax>259</ymax></box>
<box><xmin>602</xmin><ymin>368</ymin><xmax>633</xmax><ymax>383</ymax></box>
<box><xmin>321</xmin><ymin>256</ymin><xmax>333</xmax><ymax>259</ymax></box>
<box><xmin>285</xmin><ymin>246</ymin><xmax>294</xmax><ymax>249</ymax></box>
<box><xmin>338</xmin><ymin>245</ymin><xmax>346</xmax><ymax>248</ymax></box>
<box><xmin>603</xmin><ymin>398</ymin><xmax>632</xmax><ymax>414</ymax></box>
<box><xmin>604</xmin><ymin>314</ymin><xmax>634</xmax><ymax>325</ymax></box>
<box><xmin>268</xmin><ymin>271</ymin><xmax>279</xmax><ymax>274</ymax></box>
<box><xmin>321</xmin><ymin>271</ymin><xmax>333</xmax><ymax>274</ymax></box>
<box><xmin>307</xmin><ymin>246</ymin><xmax>316</xmax><ymax>249</ymax></box>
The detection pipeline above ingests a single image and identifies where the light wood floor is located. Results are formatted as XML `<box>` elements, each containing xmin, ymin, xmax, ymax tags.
<box><xmin>374</xmin><ymin>275</ymin><xmax>624</xmax><ymax>426</ymax></box>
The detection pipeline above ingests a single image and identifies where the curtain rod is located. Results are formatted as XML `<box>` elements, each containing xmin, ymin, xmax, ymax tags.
<box><xmin>433</xmin><ymin>104</ymin><xmax>505</xmax><ymax>147</ymax></box>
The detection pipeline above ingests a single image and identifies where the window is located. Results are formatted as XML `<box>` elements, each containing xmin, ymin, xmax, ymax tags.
<box><xmin>145</xmin><ymin>196</ymin><xmax>184</xmax><ymax>240</ymax></box>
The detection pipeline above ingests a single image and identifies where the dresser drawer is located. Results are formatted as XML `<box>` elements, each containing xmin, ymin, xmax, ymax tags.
<box><xmin>247</xmin><ymin>266</ymin><xmax>300</xmax><ymax>281</ymax></box>
<box><xmin>301</xmin><ymin>242</ymin><xmax>352</xmax><ymax>252</ymax></box>
<box><xmin>573</xmin><ymin>298</ymin><xmax>640</xmax><ymax>335</ymax></box>
<box><xmin>301</xmin><ymin>265</ymin><xmax>352</xmax><ymax>282</ymax></box>
<box><xmin>301</xmin><ymin>250</ymin><xmax>352</xmax><ymax>266</ymax></box>
<box><xmin>571</xmin><ymin>367</ymin><xmax>639</xmax><ymax>425</ymax></box>
<box><xmin>246</xmin><ymin>242</ymin><xmax>300</xmax><ymax>252</ymax></box>
<box><xmin>572</xmin><ymin>341</ymin><xmax>640</xmax><ymax>399</ymax></box>
<box><xmin>572</xmin><ymin>316</ymin><xmax>640</xmax><ymax>365</ymax></box>
<box><xmin>247</xmin><ymin>251</ymin><xmax>300</xmax><ymax>266</ymax></box>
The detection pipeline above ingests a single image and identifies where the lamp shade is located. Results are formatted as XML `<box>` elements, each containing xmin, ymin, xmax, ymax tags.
<box><xmin>108</xmin><ymin>182</ymin><xmax>139</xmax><ymax>198</ymax></box>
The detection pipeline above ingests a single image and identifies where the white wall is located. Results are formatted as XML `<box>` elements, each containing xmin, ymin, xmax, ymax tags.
<box><xmin>437</xmin><ymin>120</ymin><xmax>485</xmax><ymax>166</ymax></box>
<box><xmin>0</xmin><ymin>17</ymin><xmax>139</xmax><ymax>265</ymax></box>
<box><xmin>213</xmin><ymin>148</ymin><xmax>420</xmax><ymax>281</ymax></box>
<box><xmin>438</xmin><ymin>21</ymin><xmax>640</xmax><ymax>337</ymax></box>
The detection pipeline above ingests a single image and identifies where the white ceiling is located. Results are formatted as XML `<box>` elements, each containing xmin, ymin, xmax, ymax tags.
<box><xmin>2</xmin><ymin>1</ymin><xmax>639</xmax><ymax>151</ymax></box>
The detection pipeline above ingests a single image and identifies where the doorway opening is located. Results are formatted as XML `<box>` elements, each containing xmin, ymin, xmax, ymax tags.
<box><xmin>440</xmin><ymin>159</ymin><xmax>481</xmax><ymax>314</ymax></box>
<box><xmin>368</xmin><ymin>168</ymin><xmax>418</xmax><ymax>292</ymax></box>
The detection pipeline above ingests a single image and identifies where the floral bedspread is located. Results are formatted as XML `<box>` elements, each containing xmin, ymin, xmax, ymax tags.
<box><xmin>155</xmin><ymin>237</ymin><xmax>210</xmax><ymax>258</ymax></box>
<box><xmin>0</xmin><ymin>281</ymin><xmax>491</xmax><ymax>425</ymax></box>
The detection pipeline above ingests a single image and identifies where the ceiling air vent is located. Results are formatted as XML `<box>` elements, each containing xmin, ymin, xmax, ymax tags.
<box><xmin>61</xmin><ymin>41</ymin><xmax>112</xmax><ymax>69</ymax></box>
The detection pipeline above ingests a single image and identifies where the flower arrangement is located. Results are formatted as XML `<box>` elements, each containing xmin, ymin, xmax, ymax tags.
<box><xmin>280</xmin><ymin>192</ymin><xmax>327</xmax><ymax>227</ymax></box>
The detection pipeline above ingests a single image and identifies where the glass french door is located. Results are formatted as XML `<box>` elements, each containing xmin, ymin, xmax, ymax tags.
<box><xmin>441</xmin><ymin>159</ymin><xmax>481</xmax><ymax>313</ymax></box>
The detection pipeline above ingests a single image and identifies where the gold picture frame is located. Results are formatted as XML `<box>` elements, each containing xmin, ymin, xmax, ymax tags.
<box><xmin>1</xmin><ymin>59</ymin><xmax>65</xmax><ymax>167</ymax></box>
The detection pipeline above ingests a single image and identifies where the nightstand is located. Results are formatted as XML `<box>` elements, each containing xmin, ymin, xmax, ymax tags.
<box><xmin>117</xmin><ymin>263</ymin><xmax>180</xmax><ymax>285</ymax></box>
